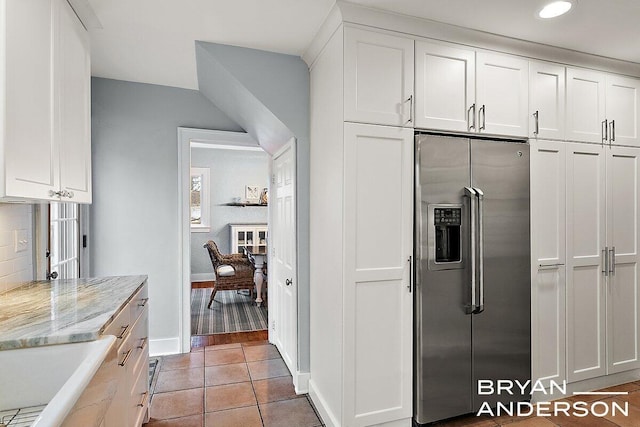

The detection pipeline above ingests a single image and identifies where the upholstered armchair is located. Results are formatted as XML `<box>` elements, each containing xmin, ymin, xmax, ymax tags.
<box><xmin>203</xmin><ymin>241</ymin><xmax>256</xmax><ymax>308</ymax></box>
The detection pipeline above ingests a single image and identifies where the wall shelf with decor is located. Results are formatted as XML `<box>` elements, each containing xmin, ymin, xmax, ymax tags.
<box><xmin>223</xmin><ymin>202</ymin><xmax>268</xmax><ymax>207</ymax></box>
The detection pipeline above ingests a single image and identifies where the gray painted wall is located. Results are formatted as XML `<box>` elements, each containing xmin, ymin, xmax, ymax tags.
<box><xmin>90</xmin><ymin>77</ymin><xmax>243</xmax><ymax>346</ymax></box>
<box><xmin>190</xmin><ymin>147</ymin><xmax>269</xmax><ymax>276</ymax></box>
<box><xmin>195</xmin><ymin>43</ymin><xmax>311</xmax><ymax>372</ymax></box>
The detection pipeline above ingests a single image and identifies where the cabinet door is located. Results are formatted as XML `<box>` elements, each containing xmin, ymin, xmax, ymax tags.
<box><xmin>529</xmin><ymin>62</ymin><xmax>565</xmax><ymax>140</ymax></box>
<box><xmin>4</xmin><ymin>0</ymin><xmax>60</xmax><ymax>199</ymax></box>
<box><xmin>566</xmin><ymin>143</ymin><xmax>607</xmax><ymax>382</ymax></box>
<box><xmin>344</xmin><ymin>27</ymin><xmax>414</xmax><ymax>127</ymax></box>
<box><xmin>606</xmin><ymin>147</ymin><xmax>640</xmax><ymax>374</ymax></box>
<box><xmin>566</xmin><ymin>68</ymin><xmax>606</xmax><ymax>143</ymax></box>
<box><xmin>414</xmin><ymin>40</ymin><xmax>475</xmax><ymax>132</ymax></box>
<box><xmin>606</xmin><ymin>75</ymin><xmax>640</xmax><ymax>148</ymax></box>
<box><xmin>530</xmin><ymin>140</ymin><xmax>566</xmax><ymax>387</ymax></box>
<box><xmin>476</xmin><ymin>52</ymin><xmax>528</xmax><ymax>137</ymax></box>
<box><xmin>343</xmin><ymin>123</ymin><xmax>413</xmax><ymax>426</ymax></box>
<box><xmin>57</xmin><ymin>0</ymin><xmax>92</xmax><ymax>203</ymax></box>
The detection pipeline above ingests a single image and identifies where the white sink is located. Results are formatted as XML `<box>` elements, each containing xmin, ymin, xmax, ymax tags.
<box><xmin>0</xmin><ymin>336</ymin><xmax>116</xmax><ymax>427</ymax></box>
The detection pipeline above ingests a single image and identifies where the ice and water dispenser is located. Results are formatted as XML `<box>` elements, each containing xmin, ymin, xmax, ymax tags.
<box><xmin>428</xmin><ymin>204</ymin><xmax>463</xmax><ymax>270</ymax></box>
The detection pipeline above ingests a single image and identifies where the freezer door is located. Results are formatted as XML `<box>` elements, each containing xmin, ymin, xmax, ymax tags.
<box><xmin>414</xmin><ymin>134</ymin><xmax>473</xmax><ymax>424</ymax></box>
<box><xmin>470</xmin><ymin>140</ymin><xmax>531</xmax><ymax>410</ymax></box>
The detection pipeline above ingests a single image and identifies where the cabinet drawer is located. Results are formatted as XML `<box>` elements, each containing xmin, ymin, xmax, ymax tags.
<box><xmin>129</xmin><ymin>353</ymin><xmax>150</xmax><ymax>427</ymax></box>
<box><xmin>130</xmin><ymin>282</ymin><xmax>149</xmax><ymax>323</ymax></box>
<box><xmin>130</xmin><ymin>306</ymin><xmax>149</xmax><ymax>376</ymax></box>
<box><xmin>103</xmin><ymin>302</ymin><xmax>131</xmax><ymax>343</ymax></box>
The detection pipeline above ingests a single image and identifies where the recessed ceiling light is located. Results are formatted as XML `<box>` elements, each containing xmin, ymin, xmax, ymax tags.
<box><xmin>538</xmin><ymin>1</ymin><xmax>573</xmax><ymax>19</ymax></box>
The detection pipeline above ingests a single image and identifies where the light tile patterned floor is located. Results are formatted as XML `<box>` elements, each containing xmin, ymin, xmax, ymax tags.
<box><xmin>143</xmin><ymin>341</ymin><xmax>323</xmax><ymax>427</ymax></box>
<box><xmin>146</xmin><ymin>341</ymin><xmax>640</xmax><ymax>427</ymax></box>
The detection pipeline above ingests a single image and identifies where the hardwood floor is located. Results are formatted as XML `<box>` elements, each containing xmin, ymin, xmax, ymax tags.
<box><xmin>192</xmin><ymin>281</ymin><xmax>215</xmax><ymax>289</ymax></box>
<box><xmin>191</xmin><ymin>331</ymin><xmax>269</xmax><ymax>348</ymax></box>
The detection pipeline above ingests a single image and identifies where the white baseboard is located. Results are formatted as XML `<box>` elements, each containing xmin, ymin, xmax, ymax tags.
<box><xmin>191</xmin><ymin>273</ymin><xmax>215</xmax><ymax>282</ymax></box>
<box><xmin>149</xmin><ymin>337</ymin><xmax>182</xmax><ymax>356</ymax></box>
<box><xmin>294</xmin><ymin>371</ymin><xmax>311</xmax><ymax>394</ymax></box>
<box><xmin>308</xmin><ymin>379</ymin><xmax>340</xmax><ymax>427</ymax></box>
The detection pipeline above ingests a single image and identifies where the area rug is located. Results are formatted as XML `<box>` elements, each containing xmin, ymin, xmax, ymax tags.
<box><xmin>191</xmin><ymin>289</ymin><xmax>268</xmax><ymax>335</ymax></box>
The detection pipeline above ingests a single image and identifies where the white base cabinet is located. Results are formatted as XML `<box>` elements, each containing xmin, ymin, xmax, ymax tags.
<box><xmin>103</xmin><ymin>282</ymin><xmax>150</xmax><ymax>427</ymax></box>
<box><xmin>1</xmin><ymin>0</ymin><xmax>91</xmax><ymax>203</ymax></box>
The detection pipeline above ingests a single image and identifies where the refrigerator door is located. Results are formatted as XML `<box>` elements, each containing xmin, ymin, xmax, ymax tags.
<box><xmin>415</xmin><ymin>134</ymin><xmax>472</xmax><ymax>424</ymax></box>
<box><xmin>470</xmin><ymin>139</ymin><xmax>531</xmax><ymax>410</ymax></box>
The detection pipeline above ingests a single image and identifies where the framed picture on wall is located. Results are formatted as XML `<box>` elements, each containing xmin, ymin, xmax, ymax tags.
<box><xmin>246</xmin><ymin>185</ymin><xmax>260</xmax><ymax>200</ymax></box>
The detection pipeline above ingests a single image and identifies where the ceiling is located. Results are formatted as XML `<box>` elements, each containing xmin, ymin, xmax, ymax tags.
<box><xmin>87</xmin><ymin>0</ymin><xmax>640</xmax><ymax>90</ymax></box>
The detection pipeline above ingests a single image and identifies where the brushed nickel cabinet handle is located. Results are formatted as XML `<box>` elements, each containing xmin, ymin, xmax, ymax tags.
<box><xmin>119</xmin><ymin>348</ymin><xmax>133</xmax><ymax>367</ymax></box>
<box><xmin>533</xmin><ymin>110</ymin><xmax>539</xmax><ymax>135</ymax></box>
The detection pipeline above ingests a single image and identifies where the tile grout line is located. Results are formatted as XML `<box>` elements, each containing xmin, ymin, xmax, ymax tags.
<box><xmin>243</xmin><ymin>344</ymin><xmax>266</xmax><ymax>427</ymax></box>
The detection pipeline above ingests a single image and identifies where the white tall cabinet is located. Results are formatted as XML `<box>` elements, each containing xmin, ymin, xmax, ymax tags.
<box><xmin>310</xmin><ymin>25</ymin><xmax>413</xmax><ymax>427</ymax></box>
<box><xmin>532</xmin><ymin>140</ymin><xmax>640</xmax><ymax>386</ymax></box>
<box><xmin>1</xmin><ymin>0</ymin><xmax>92</xmax><ymax>203</ymax></box>
<box><xmin>531</xmin><ymin>140</ymin><xmax>566</xmax><ymax>387</ymax></box>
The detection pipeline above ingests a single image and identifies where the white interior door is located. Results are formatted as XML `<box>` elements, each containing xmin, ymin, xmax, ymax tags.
<box><xmin>270</xmin><ymin>140</ymin><xmax>297</xmax><ymax>379</ymax></box>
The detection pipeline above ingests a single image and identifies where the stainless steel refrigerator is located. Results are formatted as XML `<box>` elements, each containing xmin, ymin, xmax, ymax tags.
<box><xmin>414</xmin><ymin>133</ymin><xmax>531</xmax><ymax>425</ymax></box>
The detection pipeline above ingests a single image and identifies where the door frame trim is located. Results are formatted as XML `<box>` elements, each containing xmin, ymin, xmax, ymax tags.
<box><xmin>177</xmin><ymin>127</ymin><xmax>261</xmax><ymax>353</ymax></box>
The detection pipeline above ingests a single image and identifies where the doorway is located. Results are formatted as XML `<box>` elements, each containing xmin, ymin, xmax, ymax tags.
<box><xmin>189</xmin><ymin>139</ymin><xmax>270</xmax><ymax>342</ymax></box>
<box><xmin>178</xmin><ymin>128</ymin><xmax>298</xmax><ymax>359</ymax></box>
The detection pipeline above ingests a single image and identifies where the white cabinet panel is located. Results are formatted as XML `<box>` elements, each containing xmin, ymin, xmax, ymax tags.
<box><xmin>414</xmin><ymin>41</ymin><xmax>475</xmax><ymax>132</ymax></box>
<box><xmin>344</xmin><ymin>123</ymin><xmax>412</xmax><ymax>426</ymax></box>
<box><xmin>58</xmin><ymin>0</ymin><xmax>92</xmax><ymax>203</ymax></box>
<box><xmin>529</xmin><ymin>62</ymin><xmax>565</xmax><ymax>140</ymax></box>
<box><xmin>606</xmin><ymin>147</ymin><xmax>640</xmax><ymax>373</ymax></box>
<box><xmin>476</xmin><ymin>52</ymin><xmax>528</xmax><ymax>137</ymax></box>
<box><xmin>566</xmin><ymin>68</ymin><xmax>606</xmax><ymax>143</ymax></box>
<box><xmin>606</xmin><ymin>75</ymin><xmax>640</xmax><ymax>147</ymax></box>
<box><xmin>344</xmin><ymin>27</ymin><xmax>414</xmax><ymax>127</ymax></box>
<box><xmin>531</xmin><ymin>140</ymin><xmax>566</xmax><ymax>386</ymax></box>
<box><xmin>566</xmin><ymin>143</ymin><xmax>607</xmax><ymax>382</ymax></box>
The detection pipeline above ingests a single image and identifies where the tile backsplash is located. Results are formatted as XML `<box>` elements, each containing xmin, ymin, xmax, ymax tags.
<box><xmin>0</xmin><ymin>204</ymin><xmax>33</xmax><ymax>293</ymax></box>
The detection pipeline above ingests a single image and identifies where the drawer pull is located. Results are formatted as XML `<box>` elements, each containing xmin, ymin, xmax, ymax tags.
<box><xmin>119</xmin><ymin>349</ymin><xmax>133</xmax><ymax>367</ymax></box>
<box><xmin>138</xmin><ymin>337</ymin><xmax>148</xmax><ymax>350</ymax></box>
<box><xmin>116</xmin><ymin>324</ymin><xmax>130</xmax><ymax>339</ymax></box>
<box><xmin>138</xmin><ymin>391</ymin><xmax>148</xmax><ymax>407</ymax></box>
<box><xmin>137</xmin><ymin>298</ymin><xmax>149</xmax><ymax>307</ymax></box>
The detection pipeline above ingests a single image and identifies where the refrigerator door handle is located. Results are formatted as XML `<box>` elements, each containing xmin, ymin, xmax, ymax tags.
<box><xmin>474</xmin><ymin>187</ymin><xmax>485</xmax><ymax>314</ymax></box>
<box><xmin>408</xmin><ymin>256</ymin><xmax>413</xmax><ymax>292</ymax></box>
<box><xmin>464</xmin><ymin>187</ymin><xmax>477</xmax><ymax>314</ymax></box>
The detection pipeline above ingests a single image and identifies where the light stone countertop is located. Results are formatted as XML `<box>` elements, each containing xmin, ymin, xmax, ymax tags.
<box><xmin>0</xmin><ymin>276</ymin><xmax>147</xmax><ymax>350</ymax></box>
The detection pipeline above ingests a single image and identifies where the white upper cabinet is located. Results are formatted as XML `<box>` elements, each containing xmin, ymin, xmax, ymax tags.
<box><xmin>344</xmin><ymin>27</ymin><xmax>414</xmax><ymax>127</ymax></box>
<box><xmin>414</xmin><ymin>44</ymin><xmax>528</xmax><ymax>137</ymax></box>
<box><xmin>1</xmin><ymin>0</ymin><xmax>92</xmax><ymax>203</ymax></box>
<box><xmin>529</xmin><ymin>62</ymin><xmax>566</xmax><ymax>140</ymax></box>
<box><xmin>605</xmin><ymin>75</ymin><xmax>640</xmax><ymax>147</ymax></box>
<box><xmin>4</xmin><ymin>0</ymin><xmax>59</xmax><ymax>200</ymax></box>
<box><xmin>58</xmin><ymin>0</ymin><xmax>92</xmax><ymax>203</ymax></box>
<box><xmin>414</xmin><ymin>41</ymin><xmax>475</xmax><ymax>132</ymax></box>
<box><xmin>476</xmin><ymin>52</ymin><xmax>529</xmax><ymax>137</ymax></box>
<box><xmin>566</xmin><ymin>68</ymin><xmax>608</xmax><ymax>144</ymax></box>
